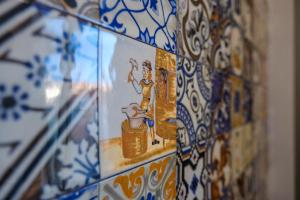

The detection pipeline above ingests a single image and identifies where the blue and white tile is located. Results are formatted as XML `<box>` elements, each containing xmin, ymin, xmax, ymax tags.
<box><xmin>38</xmin><ymin>0</ymin><xmax>100</xmax><ymax>21</ymax></box>
<box><xmin>99</xmin><ymin>0</ymin><xmax>177</xmax><ymax>53</ymax></box>
<box><xmin>176</xmin><ymin>56</ymin><xmax>212</xmax><ymax>152</ymax></box>
<box><xmin>176</xmin><ymin>55</ymin><xmax>211</xmax><ymax>200</ymax></box>
<box><xmin>177</xmin><ymin>144</ymin><xmax>210</xmax><ymax>200</ymax></box>
<box><xmin>0</xmin><ymin>2</ymin><xmax>100</xmax><ymax>199</ymax></box>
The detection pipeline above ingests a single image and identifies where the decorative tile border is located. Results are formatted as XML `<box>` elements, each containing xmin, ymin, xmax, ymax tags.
<box><xmin>99</xmin><ymin>153</ymin><xmax>176</xmax><ymax>200</ymax></box>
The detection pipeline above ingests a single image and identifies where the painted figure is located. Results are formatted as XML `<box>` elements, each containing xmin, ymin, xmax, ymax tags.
<box><xmin>157</xmin><ymin>68</ymin><xmax>169</xmax><ymax>103</ymax></box>
<box><xmin>128</xmin><ymin>59</ymin><xmax>160</xmax><ymax>145</ymax></box>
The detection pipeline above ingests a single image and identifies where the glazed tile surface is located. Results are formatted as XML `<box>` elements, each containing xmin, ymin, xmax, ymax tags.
<box><xmin>176</xmin><ymin>55</ymin><xmax>212</xmax><ymax>199</ymax></box>
<box><xmin>98</xmin><ymin>28</ymin><xmax>176</xmax><ymax>179</ymax></box>
<box><xmin>99</xmin><ymin>0</ymin><xmax>177</xmax><ymax>53</ymax></box>
<box><xmin>58</xmin><ymin>183</ymin><xmax>99</xmax><ymax>200</ymax></box>
<box><xmin>0</xmin><ymin>2</ymin><xmax>99</xmax><ymax>199</ymax></box>
<box><xmin>38</xmin><ymin>0</ymin><xmax>100</xmax><ymax>21</ymax></box>
<box><xmin>176</xmin><ymin>56</ymin><xmax>211</xmax><ymax>150</ymax></box>
<box><xmin>0</xmin><ymin>0</ymin><xmax>269</xmax><ymax>199</ymax></box>
<box><xmin>209</xmin><ymin>133</ymin><xmax>232</xmax><ymax>199</ymax></box>
<box><xmin>177</xmin><ymin>0</ymin><xmax>212</xmax><ymax>61</ymax></box>
<box><xmin>99</xmin><ymin>153</ymin><xmax>176</xmax><ymax>200</ymax></box>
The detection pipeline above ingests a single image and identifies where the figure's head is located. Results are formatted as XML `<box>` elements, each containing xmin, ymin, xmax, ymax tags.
<box><xmin>142</xmin><ymin>60</ymin><xmax>152</xmax><ymax>80</ymax></box>
<box><xmin>159</xmin><ymin>68</ymin><xmax>168</xmax><ymax>83</ymax></box>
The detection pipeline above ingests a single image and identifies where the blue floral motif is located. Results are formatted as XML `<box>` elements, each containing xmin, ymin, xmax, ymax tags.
<box><xmin>139</xmin><ymin>28</ymin><xmax>156</xmax><ymax>46</ymax></box>
<box><xmin>56</xmin><ymin>32</ymin><xmax>81</xmax><ymax>62</ymax></box>
<box><xmin>26</xmin><ymin>55</ymin><xmax>50</xmax><ymax>87</ymax></box>
<box><xmin>100</xmin><ymin>0</ymin><xmax>176</xmax><ymax>53</ymax></box>
<box><xmin>0</xmin><ymin>84</ymin><xmax>29</xmax><ymax>121</ymax></box>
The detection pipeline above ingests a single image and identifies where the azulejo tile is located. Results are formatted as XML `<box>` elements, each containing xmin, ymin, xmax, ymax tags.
<box><xmin>99</xmin><ymin>153</ymin><xmax>176</xmax><ymax>200</ymax></box>
<box><xmin>177</xmin><ymin>143</ymin><xmax>210</xmax><ymax>200</ymax></box>
<box><xmin>230</xmin><ymin>26</ymin><xmax>244</xmax><ymax>76</ymax></box>
<box><xmin>99</xmin><ymin>0</ymin><xmax>177</xmax><ymax>53</ymax></box>
<box><xmin>0</xmin><ymin>2</ymin><xmax>100</xmax><ymax>199</ymax></box>
<box><xmin>209</xmin><ymin>133</ymin><xmax>232</xmax><ymax>200</ymax></box>
<box><xmin>230</xmin><ymin>124</ymin><xmax>255</xmax><ymax>181</ymax></box>
<box><xmin>38</xmin><ymin>0</ymin><xmax>100</xmax><ymax>21</ymax></box>
<box><xmin>177</xmin><ymin>56</ymin><xmax>212</xmax><ymax>151</ymax></box>
<box><xmin>98</xmin><ymin>28</ymin><xmax>176</xmax><ymax>179</ymax></box>
<box><xmin>228</xmin><ymin>75</ymin><xmax>253</xmax><ymax>128</ymax></box>
<box><xmin>177</xmin><ymin>0</ymin><xmax>212</xmax><ymax>61</ymax></box>
<box><xmin>211</xmin><ymin>70</ymin><xmax>231</xmax><ymax>135</ymax></box>
<box><xmin>232</xmin><ymin>161</ymin><xmax>256</xmax><ymax>200</ymax></box>
<box><xmin>176</xmin><ymin>55</ymin><xmax>211</xmax><ymax>199</ymax></box>
<box><xmin>58</xmin><ymin>183</ymin><xmax>99</xmax><ymax>200</ymax></box>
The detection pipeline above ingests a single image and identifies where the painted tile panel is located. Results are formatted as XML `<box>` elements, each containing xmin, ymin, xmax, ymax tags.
<box><xmin>98</xmin><ymin>28</ymin><xmax>176</xmax><ymax>179</ymax></box>
<box><xmin>99</xmin><ymin>0</ymin><xmax>177</xmax><ymax>53</ymax></box>
<box><xmin>0</xmin><ymin>2</ymin><xmax>100</xmax><ymax>199</ymax></box>
<box><xmin>99</xmin><ymin>153</ymin><xmax>176</xmax><ymax>200</ymax></box>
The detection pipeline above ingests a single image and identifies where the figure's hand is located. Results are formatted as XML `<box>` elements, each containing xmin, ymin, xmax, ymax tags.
<box><xmin>129</xmin><ymin>58</ymin><xmax>138</xmax><ymax>70</ymax></box>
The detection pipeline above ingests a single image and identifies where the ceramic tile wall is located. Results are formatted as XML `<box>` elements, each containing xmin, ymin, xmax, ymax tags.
<box><xmin>0</xmin><ymin>0</ymin><xmax>268</xmax><ymax>199</ymax></box>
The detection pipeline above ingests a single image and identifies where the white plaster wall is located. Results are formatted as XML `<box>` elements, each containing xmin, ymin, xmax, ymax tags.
<box><xmin>267</xmin><ymin>0</ymin><xmax>295</xmax><ymax>199</ymax></box>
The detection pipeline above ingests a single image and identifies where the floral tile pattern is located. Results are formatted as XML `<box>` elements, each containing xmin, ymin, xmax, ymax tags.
<box><xmin>99</xmin><ymin>0</ymin><xmax>177</xmax><ymax>53</ymax></box>
<box><xmin>99</xmin><ymin>153</ymin><xmax>176</xmax><ymax>200</ymax></box>
<box><xmin>0</xmin><ymin>2</ymin><xmax>99</xmax><ymax>199</ymax></box>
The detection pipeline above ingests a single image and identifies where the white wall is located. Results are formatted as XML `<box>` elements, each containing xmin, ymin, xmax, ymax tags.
<box><xmin>267</xmin><ymin>0</ymin><xmax>295</xmax><ymax>199</ymax></box>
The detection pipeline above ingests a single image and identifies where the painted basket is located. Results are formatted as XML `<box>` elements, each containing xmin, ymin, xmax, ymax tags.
<box><xmin>121</xmin><ymin>119</ymin><xmax>148</xmax><ymax>158</ymax></box>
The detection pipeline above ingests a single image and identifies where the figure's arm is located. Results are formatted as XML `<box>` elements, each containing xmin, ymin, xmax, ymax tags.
<box><xmin>132</xmin><ymin>78</ymin><xmax>142</xmax><ymax>94</ymax></box>
<box><xmin>149</xmin><ymin>82</ymin><xmax>155</xmax><ymax>108</ymax></box>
